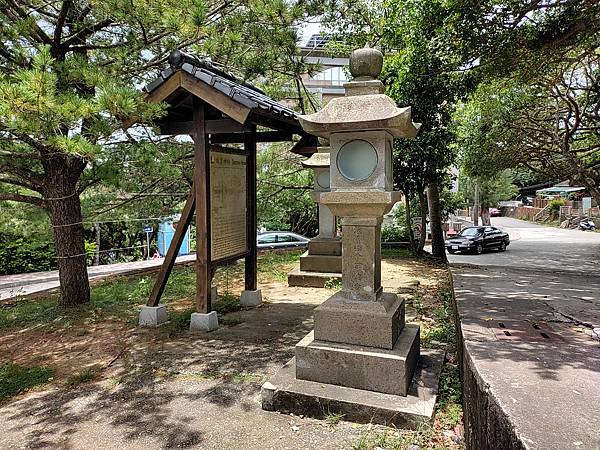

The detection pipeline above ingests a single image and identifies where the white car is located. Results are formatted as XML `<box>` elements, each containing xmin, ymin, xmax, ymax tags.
<box><xmin>257</xmin><ymin>232</ymin><xmax>310</xmax><ymax>249</ymax></box>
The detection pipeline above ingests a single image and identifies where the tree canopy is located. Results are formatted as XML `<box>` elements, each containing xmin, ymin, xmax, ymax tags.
<box><xmin>0</xmin><ymin>0</ymin><xmax>321</xmax><ymax>305</ymax></box>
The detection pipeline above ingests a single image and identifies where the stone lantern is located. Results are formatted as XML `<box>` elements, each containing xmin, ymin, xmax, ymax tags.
<box><xmin>288</xmin><ymin>143</ymin><xmax>342</xmax><ymax>287</ymax></box>
<box><xmin>263</xmin><ymin>48</ymin><xmax>433</xmax><ymax>424</ymax></box>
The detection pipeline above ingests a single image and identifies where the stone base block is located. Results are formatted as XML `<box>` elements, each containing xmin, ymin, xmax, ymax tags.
<box><xmin>287</xmin><ymin>265</ymin><xmax>341</xmax><ymax>288</ymax></box>
<box><xmin>190</xmin><ymin>311</ymin><xmax>219</xmax><ymax>332</ymax></box>
<box><xmin>240</xmin><ymin>289</ymin><xmax>262</xmax><ymax>307</ymax></box>
<box><xmin>261</xmin><ymin>349</ymin><xmax>444</xmax><ymax>428</ymax></box>
<box><xmin>314</xmin><ymin>291</ymin><xmax>405</xmax><ymax>349</ymax></box>
<box><xmin>296</xmin><ymin>325</ymin><xmax>420</xmax><ymax>396</ymax></box>
<box><xmin>299</xmin><ymin>252</ymin><xmax>342</xmax><ymax>273</ymax></box>
<box><xmin>308</xmin><ymin>238</ymin><xmax>342</xmax><ymax>256</ymax></box>
<box><xmin>139</xmin><ymin>305</ymin><xmax>168</xmax><ymax>327</ymax></box>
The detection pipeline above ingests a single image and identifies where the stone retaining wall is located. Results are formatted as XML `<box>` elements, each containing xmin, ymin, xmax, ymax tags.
<box><xmin>452</xmin><ymin>273</ymin><xmax>526</xmax><ymax>450</ymax></box>
<box><xmin>500</xmin><ymin>206</ymin><xmax>542</xmax><ymax>220</ymax></box>
<box><xmin>455</xmin><ymin>320</ymin><xmax>526</xmax><ymax>449</ymax></box>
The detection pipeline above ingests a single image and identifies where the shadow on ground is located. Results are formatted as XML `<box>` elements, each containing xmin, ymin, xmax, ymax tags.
<box><xmin>1</xmin><ymin>301</ymin><xmax>325</xmax><ymax>449</ymax></box>
<box><xmin>454</xmin><ymin>267</ymin><xmax>600</xmax><ymax>381</ymax></box>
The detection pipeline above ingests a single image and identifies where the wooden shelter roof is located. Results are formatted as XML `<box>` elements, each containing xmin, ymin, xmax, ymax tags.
<box><xmin>142</xmin><ymin>50</ymin><xmax>317</xmax><ymax>154</ymax></box>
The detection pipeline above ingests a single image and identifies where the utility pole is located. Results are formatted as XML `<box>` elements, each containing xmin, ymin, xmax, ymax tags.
<box><xmin>94</xmin><ymin>223</ymin><xmax>100</xmax><ymax>266</ymax></box>
<box><xmin>473</xmin><ymin>182</ymin><xmax>480</xmax><ymax>226</ymax></box>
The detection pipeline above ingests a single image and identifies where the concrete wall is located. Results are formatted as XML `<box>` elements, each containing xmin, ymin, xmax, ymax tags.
<box><xmin>501</xmin><ymin>206</ymin><xmax>543</xmax><ymax>220</ymax></box>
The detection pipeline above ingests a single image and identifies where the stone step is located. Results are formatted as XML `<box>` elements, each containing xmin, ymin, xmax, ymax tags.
<box><xmin>287</xmin><ymin>266</ymin><xmax>341</xmax><ymax>288</ymax></box>
<box><xmin>299</xmin><ymin>252</ymin><xmax>342</xmax><ymax>273</ymax></box>
<box><xmin>261</xmin><ymin>348</ymin><xmax>444</xmax><ymax>428</ymax></box>
<box><xmin>308</xmin><ymin>239</ymin><xmax>342</xmax><ymax>256</ymax></box>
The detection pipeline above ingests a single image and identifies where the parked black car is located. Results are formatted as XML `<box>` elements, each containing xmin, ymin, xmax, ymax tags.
<box><xmin>445</xmin><ymin>226</ymin><xmax>510</xmax><ymax>254</ymax></box>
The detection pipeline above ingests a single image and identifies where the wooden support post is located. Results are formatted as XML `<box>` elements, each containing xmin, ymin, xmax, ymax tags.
<box><xmin>193</xmin><ymin>98</ymin><xmax>212</xmax><ymax>313</ymax></box>
<box><xmin>245</xmin><ymin>126</ymin><xmax>258</xmax><ymax>291</ymax></box>
<box><xmin>147</xmin><ymin>190</ymin><xmax>196</xmax><ymax>306</ymax></box>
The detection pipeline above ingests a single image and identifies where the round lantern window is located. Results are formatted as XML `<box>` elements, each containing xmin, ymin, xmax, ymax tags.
<box><xmin>337</xmin><ymin>139</ymin><xmax>378</xmax><ymax>181</ymax></box>
<box><xmin>316</xmin><ymin>169</ymin><xmax>330</xmax><ymax>189</ymax></box>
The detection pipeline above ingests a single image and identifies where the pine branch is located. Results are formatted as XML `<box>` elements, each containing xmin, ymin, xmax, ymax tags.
<box><xmin>61</xmin><ymin>18</ymin><xmax>113</xmax><ymax>48</ymax></box>
<box><xmin>53</xmin><ymin>0</ymin><xmax>72</xmax><ymax>44</ymax></box>
<box><xmin>5</xmin><ymin>0</ymin><xmax>53</xmax><ymax>45</ymax></box>
<box><xmin>0</xmin><ymin>191</ymin><xmax>45</xmax><ymax>207</ymax></box>
<box><xmin>0</xmin><ymin>163</ymin><xmax>44</xmax><ymax>190</ymax></box>
<box><xmin>0</xmin><ymin>149</ymin><xmax>39</xmax><ymax>159</ymax></box>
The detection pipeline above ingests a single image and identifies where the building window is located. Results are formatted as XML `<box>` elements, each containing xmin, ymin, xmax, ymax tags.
<box><xmin>311</xmin><ymin>67</ymin><xmax>348</xmax><ymax>86</ymax></box>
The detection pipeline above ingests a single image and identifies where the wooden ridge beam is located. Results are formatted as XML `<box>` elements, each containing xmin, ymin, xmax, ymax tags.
<box><xmin>158</xmin><ymin>118</ymin><xmax>251</xmax><ymax>136</ymax></box>
<box><xmin>211</xmin><ymin>130</ymin><xmax>294</xmax><ymax>144</ymax></box>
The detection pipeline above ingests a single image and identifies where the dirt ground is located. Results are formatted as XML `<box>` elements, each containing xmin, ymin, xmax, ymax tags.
<box><xmin>0</xmin><ymin>258</ymin><xmax>451</xmax><ymax>449</ymax></box>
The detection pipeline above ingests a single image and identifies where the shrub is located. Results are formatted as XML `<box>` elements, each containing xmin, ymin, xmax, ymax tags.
<box><xmin>84</xmin><ymin>240</ymin><xmax>97</xmax><ymax>266</ymax></box>
<box><xmin>0</xmin><ymin>235</ymin><xmax>57</xmax><ymax>275</ymax></box>
<box><xmin>548</xmin><ymin>199</ymin><xmax>566</xmax><ymax>218</ymax></box>
<box><xmin>381</xmin><ymin>226</ymin><xmax>408</xmax><ymax>242</ymax></box>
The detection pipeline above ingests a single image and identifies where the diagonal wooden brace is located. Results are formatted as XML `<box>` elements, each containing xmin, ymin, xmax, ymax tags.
<box><xmin>147</xmin><ymin>189</ymin><xmax>196</xmax><ymax>307</ymax></box>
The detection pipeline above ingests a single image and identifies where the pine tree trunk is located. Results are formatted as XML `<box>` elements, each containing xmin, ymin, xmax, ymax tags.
<box><xmin>427</xmin><ymin>183</ymin><xmax>447</xmax><ymax>261</ymax></box>
<box><xmin>43</xmin><ymin>159</ymin><xmax>90</xmax><ymax>307</ymax></box>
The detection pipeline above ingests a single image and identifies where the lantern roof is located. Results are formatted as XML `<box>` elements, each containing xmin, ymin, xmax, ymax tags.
<box><xmin>298</xmin><ymin>48</ymin><xmax>420</xmax><ymax>139</ymax></box>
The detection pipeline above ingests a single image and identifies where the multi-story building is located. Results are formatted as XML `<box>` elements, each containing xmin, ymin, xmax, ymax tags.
<box><xmin>299</xmin><ymin>35</ymin><xmax>349</xmax><ymax>105</ymax></box>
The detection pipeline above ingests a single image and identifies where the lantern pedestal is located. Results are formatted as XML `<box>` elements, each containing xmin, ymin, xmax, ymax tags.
<box><xmin>288</xmin><ymin>151</ymin><xmax>343</xmax><ymax>287</ymax></box>
<box><xmin>261</xmin><ymin>349</ymin><xmax>444</xmax><ymax>428</ymax></box>
<box><xmin>295</xmin><ymin>325</ymin><xmax>419</xmax><ymax>396</ymax></box>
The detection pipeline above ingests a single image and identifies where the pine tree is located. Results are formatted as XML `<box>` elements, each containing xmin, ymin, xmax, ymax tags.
<box><xmin>0</xmin><ymin>0</ymin><xmax>321</xmax><ymax>306</ymax></box>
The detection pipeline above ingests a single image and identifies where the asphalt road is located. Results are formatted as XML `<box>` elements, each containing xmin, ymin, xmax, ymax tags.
<box><xmin>0</xmin><ymin>254</ymin><xmax>196</xmax><ymax>301</ymax></box>
<box><xmin>449</xmin><ymin>216</ymin><xmax>600</xmax><ymax>329</ymax></box>
<box><xmin>448</xmin><ymin>217</ymin><xmax>600</xmax><ymax>274</ymax></box>
<box><xmin>451</xmin><ymin>218</ymin><xmax>600</xmax><ymax>449</ymax></box>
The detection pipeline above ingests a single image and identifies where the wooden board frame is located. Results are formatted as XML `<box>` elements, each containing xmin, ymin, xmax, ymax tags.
<box><xmin>144</xmin><ymin>67</ymin><xmax>301</xmax><ymax>313</ymax></box>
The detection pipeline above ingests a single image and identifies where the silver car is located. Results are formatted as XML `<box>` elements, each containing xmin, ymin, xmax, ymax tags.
<box><xmin>257</xmin><ymin>231</ymin><xmax>310</xmax><ymax>249</ymax></box>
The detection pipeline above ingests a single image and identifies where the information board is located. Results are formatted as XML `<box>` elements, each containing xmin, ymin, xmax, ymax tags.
<box><xmin>210</xmin><ymin>151</ymin><xmax>248</xmax><ymax>261</ymax></box>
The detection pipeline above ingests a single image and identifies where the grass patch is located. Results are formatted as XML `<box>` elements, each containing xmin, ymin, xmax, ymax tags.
<box><xmin>0</xmin><ymin>250</ymin><xmax>302</xmax><ymax>333</ymax></box>
<box><xmin>257</xmin><ymin>249</ymin><xmax>302</xmax><ymax>282</ymax></box>
<box><xmin>324</xmin><ymin>410</ymin><xmax>345</xmax><ymax>425</ymax></box>
<box><xmin>324</xmin><ymin>277</ymin><xmax>342</xmax><ymax>290</ymax></box>
<box><xmin>226</xmin><ymin>372</ymin><xmax>262</xmax><ymax>383</ymax></box>
<box><xmin>382</xmin><ymin>247</ymin><xmax>412</xmax><ymax>259</ymax></box>
<box><xmin>0</xmin><ymin>363</ymin><xmax>53</xmax><ymax>401</ymax></box>
<box><xmin>436</xmin><ymin>364</ymin><xmax>462</xmax><ymax>428</ymax></box>
<box><xmin>162</xmin><ymin>307</ymin><xmax>195</xmax><ymax>337</ymax></box>
<box><xmin>213</xmin><ymin>293</ymin><xmax>242</xmax><ymax>314</ymax></box>
<box><xmin>420</xmin><ymin>288</ymin><xmax>457</xmax><ymax>351</ymax></box>
<box><xmin>351</xmin><ymin>423</ymin><xmax>435</xmax><ymax>450</ymax></box>
<box><xmin>66</xmin><ymin>368</ymin><xmax>97</xmax><ymax>387</ymax></box>
<box><xmin>411</xmin><ymin>292</ymin><xmax>426</xmax><ymax>315</ymax></box>
<box><xmin>221</xmin><ymin>316</ymin><xmax>243</xmax><ymax>326</ymax></box>
<box><xmin>0</xmin><ymin>265</ymin><xmax>198</xmax><ymax>332</ymax></box>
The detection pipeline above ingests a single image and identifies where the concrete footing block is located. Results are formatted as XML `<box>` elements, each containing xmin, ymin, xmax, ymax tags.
<box><xmin>190</xmin><ymin>311</ymin><xmax>219</xmax><ymax>332</ymax></box>
<box><xmin>139</xmin><ymin>305</ymin><xmax>168</xmax><ymax>327</ymax></box>
<box><xmin>240</xmin><ymin>289</ymin><xmax>262</xmax><ymax>307</ymax></box>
